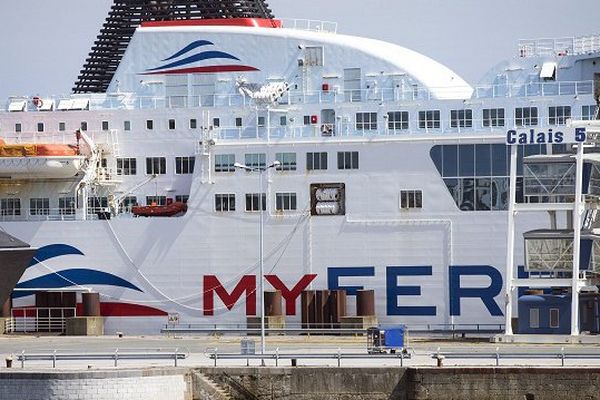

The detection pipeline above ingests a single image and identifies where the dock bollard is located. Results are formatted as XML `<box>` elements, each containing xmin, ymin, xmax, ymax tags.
<box><xmin>435</xmin><ymin>355</ymin><xmax>444</xmax><ymax>367</ymax></box>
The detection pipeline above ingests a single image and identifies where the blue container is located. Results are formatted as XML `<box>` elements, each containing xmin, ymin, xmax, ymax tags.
<box><xmin>383</xmin><ymin>326</ymin><xmax>405</xmax><ymax>348</ymax></box>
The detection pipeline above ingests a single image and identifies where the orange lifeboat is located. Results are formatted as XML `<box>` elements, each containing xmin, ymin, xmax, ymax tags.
<box><xmin>132</xmin><ymin>201</ymin><xmax>187</xmax><ymax>217</ymax></box>
<box><xmin>0</xmin><ymin>144</ymin><xmax>78</xmax><ymax>157</ymax></box>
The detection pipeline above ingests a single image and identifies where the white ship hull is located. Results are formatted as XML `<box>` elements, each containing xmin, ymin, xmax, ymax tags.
<box><xmin>1</xmin><ymin>13</ymin><xmax>598</xmax><ymax>334</ymax></box>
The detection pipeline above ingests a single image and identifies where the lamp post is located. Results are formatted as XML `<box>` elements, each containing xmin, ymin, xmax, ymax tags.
<box><xmin>234</xmin><ymin>160</ymin><xmax>280</xmax><ymax>363</ymax></box>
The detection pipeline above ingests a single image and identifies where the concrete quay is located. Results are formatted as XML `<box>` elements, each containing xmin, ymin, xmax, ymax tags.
<box><xmin>0</xmin><ymin>335</ymin><xmax>600</xmax><ymax>399</ymax></box>
<box><xmin>2</xmin><ymin>366</ymin><xmax>600</xmax><ymax>400</ymax></box>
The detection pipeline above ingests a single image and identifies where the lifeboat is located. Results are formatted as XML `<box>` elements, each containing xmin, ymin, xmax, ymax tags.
<box><xmin>0</xmin><ymin>143</ymin><xmax>84</xmax><ymax>179</ymax></box>
<box><xmin>132</xmin><ymin>201</ymin><xmax>187</xmax><ymax>217</ymax></box>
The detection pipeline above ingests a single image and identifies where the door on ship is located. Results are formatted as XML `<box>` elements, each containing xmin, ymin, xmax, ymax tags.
<box><xmin>321</xmin><ymin>109</ymin><xmax>335</xmax><ymax>136</ymax></box>
<box><xmin>595</xmin><ymin>73</ymin><xmax>600</xmax><ymax>116</ymax></box>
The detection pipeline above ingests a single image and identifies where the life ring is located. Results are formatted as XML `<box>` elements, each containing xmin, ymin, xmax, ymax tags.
<box><xmin>32</xmin><ymin>97</ymin><xmax>43</xmax><ymax>108</ymax></box>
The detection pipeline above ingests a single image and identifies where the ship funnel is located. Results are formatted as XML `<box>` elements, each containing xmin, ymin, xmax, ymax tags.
<box><xmin>73</xmin><ymin>0</ymin><xmax>275</xmax><ymax>94</ymax></box>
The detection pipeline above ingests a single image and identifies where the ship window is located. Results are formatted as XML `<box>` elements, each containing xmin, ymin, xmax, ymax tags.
<box><xmin>450</xmin><ymin>109</ymin><xmax>473</xmax><ymax>128</ymax></box>
<box><xmin>29</xmin><ymin>198</ymin><xmax>50</xmax><ymax>216</ymax></box>
<box><xmin>146</xmin><ymin>196</ymin><xmax>166</xmax><ymax>206</ymax></box>
<box><xmin>15</xmin><ymin>123</ymin><xmax>22</xmax><ymax>133</ymax></box>
<box><xmin>116</xmin><ymin>157</ymin><xmax>137</xmax><ymax>175</ymax></box>
<box><xmin>280</xmin><ymin>116</ymin><xmax>287</xmax><ymax>126</ymax></box>
<box><xmin>305</xmin><ymin>46</ymin><xmax>324</xmax><ymax>66</ymax></box>
<box><xmin>549</xmin><ymin>106</ymin><xmax>571</xmax><ymax>125</ymax></box>
<box><xmin>245</xmin><ymin>153</ymin><xmax>266</xmax><ymax>169</ymax></box>
<box><xmin>529</xmin><ymin>308</ymin><xmax>540</xmax><ymax>329</ymax></box>
<box><xmin>59</xmin><ymin>122</ymin><xmax>66</xmax><ymax>132</ymax></box>
<box><xmin>582</xmin><ymin>105</ymin><xmax>598</xmax><ymax>120</ymax></box>
<box><xmin>215</xmin><ymin>194</ymin><xmax>235</xmax><ymax>212</ymax></box>
<box><xmin>215</xmin><ymin>154</ymin><xmax>235</xmax><ymax>172</ymax></box>
<box><xmin>124</xmin><ymin>121</ymin><xmax>131</xmax><ymax>131</ymax></box>
<box><xmin>276</xmin><ymin>192</ymin><xmax>297</xmax><ymax>211</ymax></box>
<box><xmin>213</xmin><ymin>118</ymin><xmax>220</xmax><ymax>128</ymax></box>
<box><xmin>37</xmin><ymin>122</ymin><xmax>44</xmax><ymax>132</ymax></box>
<box><xmin>235</xmin><ymin>117</ymin><xmax>242</xmax><ymax>127</ymax></box>
<box><xmin>400</xmin><ymin>190</ymin><xmax>422</xmax><ymax>209</ymax></box>
<box><xmin>168</xmin><ymin>119</ymin><xmax>176</xmax><ymax>130</ymax></box>
<box><xmin>356</xmin><ymin>112</ymin><xmax>377</xmax><ymax>130</ymax></box>
<box><xmin>1</xmin><ymin>198</ymin><xmax>21</xmax><ymax>216</ymax></box>
<box><xmin>120</xmin><ymin>196</ymin><xmax>137</xmax><ymax>213</ymax></box>
<box><xmin>303</xmin><ymin>115</ymin><xmax>311</xmax><ymax>125</ymax></box>
<box><xmin>388</xmin><ymin>111</ymin><xmax>409</xmax><ymax>130</ymax></box>
<box><xmin>102</xmin><ymin>121</ymin><xmax>109</xmax><ymax>131</ymax></box>
<box><xmin>59</xmin><ymin>197</ymin><xmax>75</xmax><ymax>215</ymax></box>
<box><xmin>257</xmin><ymin>116</ymin><xmax>266</xmax><ymax>127</ymax></box>
<box><xmin>418</xmin><ymin>110</ymin><xmax>440</xmax><ymax>129</ymax></box>
<box><xmin>87</xmin><ymin>197</ymin><xmax>108</xmax><ymax>213</ymax></box>
<box><xmin>175</xmin><ymin>195</ymin><xmax>189</xmax><ymax>204</ymax></box>
<box><xmin>145</xmin><ymin>157</ymin><xmax>166</xmax><ymax>175</ymax></box>
<box><xmin>175</xmin><ymin>156</ymin><xmax>195</xmax><ymax>174</ymax></box>
<box><xmin>190</xmin><ymin>119</ymin><xmax>197</xmax><ymax>129</ymax></box>
<box><xmin>515</xmin><ymin>107</ymin><xmax>538</xmax><ymax>127</ymax></box>
<box><xmin>483</xmin><ymin>108</ymin><xmax>505</xmax><ymax>127</ymax></box>
<box><xmin>337</xmin><ymin>151</ymin><xmax>359</xmax><ymax>170</ymax></box>
<box><xmin>276</xmin><ymin>153</ymin><xmax>296</xmax><ymax>171</ymax></box>
<box><xmin>549</xmin><ymin>308</ymin><xmax>560</xmax><ymax>328</ymax></box>
<box><xmin>430</xmin><ymin>144</ymin><xmax>546</xmax><ymax>211</ymax></box>
<box><xmin>146</xmin><ymin>120</ymin><xmax>154</xmax><ymax>130</ymax></box>
<box><xmin>307</xmin><ymin>152</ymin><xmax>328</xmax><ymax>171</ymax></box>
<box><xmin>246</xmin><ymin>193</ymin><xmax>266</xmax><ymax>212</ymax></box>
<box><xmin>80</xmin><ymin>121</ymin><xmax>88</xmax><ymax>131</ymax></box>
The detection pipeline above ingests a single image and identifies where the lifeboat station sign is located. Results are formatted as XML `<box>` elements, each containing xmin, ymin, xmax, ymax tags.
<box><xmin>506</xmin><ymin>127</ymin><xmax>586</xmax><ymax>145</ymax></box>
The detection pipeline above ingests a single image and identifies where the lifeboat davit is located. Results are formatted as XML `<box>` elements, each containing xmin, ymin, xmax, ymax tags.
<box><xmin>132</xmin><ymin>201</ymin><xmax>188</xmax><ymax>217</ymax></box>
<box><xmin>0</xmin><ymin>141</ymin><xmax>84</xmax><ymax>179</ymax></box>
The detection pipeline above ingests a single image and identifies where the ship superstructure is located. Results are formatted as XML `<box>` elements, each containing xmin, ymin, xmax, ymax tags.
<box><xmin>1</xmin><ymin>0</ymin><xmax>600</xmax><ymax>334</ymax></box>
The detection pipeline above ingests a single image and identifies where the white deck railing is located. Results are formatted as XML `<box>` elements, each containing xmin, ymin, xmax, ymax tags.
<box><xmin>1</xmin><ymin>80</ymin><xmax>594</xmax><ymax>113</ymax></box>
<box><xmin>518</xmin><ymin>34</ymin><xmax>600</xmax><ymax>57</ymax></box>
<box><xmin>280</xmin><ymin>18</ymin><xmax>338</xmax><ymax>34</ymax></box>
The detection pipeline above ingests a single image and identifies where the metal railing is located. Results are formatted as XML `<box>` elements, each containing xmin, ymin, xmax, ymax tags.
<box><xmin>2</xmin><ymin>80</ymin><xmax>594</xmax><ymax>112</ymax></box>
<box><xmin>8</xmin><ymin>307</ymin><xmax>77</xmax><ymax>333</ymax></box>
<box><xmin>208</xmin><ymin>348</ymin><xmax>410</xmax><ymax>367</ymax></box>
<box><xmin>518</xmin><ymin>34</ymin><xmax>600</xmax><ymax>57</ymax></box>
<box><xmin>162</xmin><ymin>323</ymin><xmax>503</xmax><ymax>336</ymax></box>
<box><xmin>15</xmin><ymin>348</ymin><xmax>188</xmax><ymax>368</ymax></box>
<box><xmin>432</xmin><ymin>347</ymin><xmax>600</xmax><ymax>367</ymax></box>
<box><xmin>280</xmin><ymin>18</ymin><xmax>338</xmax><ymax>34</ymax></box>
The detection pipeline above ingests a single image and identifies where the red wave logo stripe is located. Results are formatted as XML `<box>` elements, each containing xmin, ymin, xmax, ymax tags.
<box><xmin>142</xmin><ymin>65</ymin><xmax>259</xmax><ymax>75</ymax></box>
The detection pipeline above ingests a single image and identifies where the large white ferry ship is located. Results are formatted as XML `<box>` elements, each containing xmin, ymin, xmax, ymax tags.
<box><xmin>1</xmin><ymin>0</ymin><xmax>599</xmax><ymax>334</ymax></box>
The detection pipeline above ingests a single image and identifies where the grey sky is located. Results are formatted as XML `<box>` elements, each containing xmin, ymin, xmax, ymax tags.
<box><xmin>0</xmin><ymin>0</ymin><xmax>598</xmax><ymax>99</ymax></box>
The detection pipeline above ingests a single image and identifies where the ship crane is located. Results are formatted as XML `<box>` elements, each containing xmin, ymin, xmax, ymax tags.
<box><xmin>108</xmin><ymin>174</ymin><xmax>157</xmax><ymax>215</ymax></box>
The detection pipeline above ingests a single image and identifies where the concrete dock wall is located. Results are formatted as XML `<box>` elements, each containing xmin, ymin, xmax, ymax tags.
<box><xmin>1</xmin><ymin>367</ymin><xmax>600</xmax><ymax>400</ymax></box>
<box><xmin>196</xmin><ymin>367</ymin><xmax>600</xmax><ymax>400</ymax></box>
<box><xmin>0</xmin><ymin>369</ymin><xmax>193</xmax><ymax>400</ymax></box>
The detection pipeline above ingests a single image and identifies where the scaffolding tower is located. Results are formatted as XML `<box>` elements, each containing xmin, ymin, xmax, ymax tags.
<box><xmin>504</xmin><ymin>120</ymin><xmax>600</xmax><ymax>337</ymax></box>
<box><xmin>73</xmin><ymin>0</ymin><xmax>275</xmax><ymax>94</ymax></box>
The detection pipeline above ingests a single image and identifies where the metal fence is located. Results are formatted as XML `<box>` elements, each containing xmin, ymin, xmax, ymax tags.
<box><xmin>161</xmin><ymin>323</ymin><xmax>503</xmax><ymax>336</ymax></box>
<box><xmin>14</xmin><ymin>348</ymin><xmax>188</xmax><ymax>368</ymax></box>
<box><xmin>7</xmin><ymin>307</ymin><xmax>77</xmax><ymax>333</ymax></box>
<box><xmin>207</xmin><ymin>348</ymin><xmax>411</xmax><ymax>367</ymax></box>
<box><xmin>432</xmin><ymin>347</ymin><xmax>600</xmax><ymax>367</ymax></box>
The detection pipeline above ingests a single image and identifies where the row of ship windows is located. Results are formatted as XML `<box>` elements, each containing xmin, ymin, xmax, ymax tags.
<box><xmin>11</xmin><ymin>105</ymin><xmax>598</xmax><ymax>134</ymax></box>
<box><xmin>115</xmin><ymin>152</ymin><xmax>360</xmax><ymax>176</ymax></box>
<box><xmin>0</xmin><ymin>189</ymin><xmax>425</xmax><ymax>217</ymax></box>
<box><xmin>430</xmin><ymin>144</ymin><xmax>548</xmax><ymax>211</ymax></box>
<box><xmin>213</xmin><ymin>189</ymin><xmax>423</xmax><ymax>212</ymax></box>
<box><xmin>0</xmin><ymin>196</ymin><xmax>191</xmax><ymax>216</ymax></box>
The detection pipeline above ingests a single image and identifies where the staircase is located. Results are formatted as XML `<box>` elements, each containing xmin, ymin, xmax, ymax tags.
<box><xmin>192</xmin><ymin>373</ymin><xmax>232</xmax><ymax>400</ymax></box>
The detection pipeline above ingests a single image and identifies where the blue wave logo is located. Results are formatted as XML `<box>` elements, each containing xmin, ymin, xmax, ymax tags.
<box><xmin>143</xmin><ymin>39</ymin><xmax>259</xmax><ymax>75</ymax></box>
<box><xmin>15</xmin><ymin>244</ymin><xmax>143</xmax><ymax>299</ymax></box>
